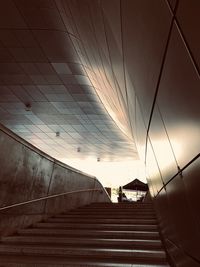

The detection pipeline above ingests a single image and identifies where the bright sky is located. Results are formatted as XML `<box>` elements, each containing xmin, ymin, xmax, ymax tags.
<box><xmin>61</xmin><ymin>158</ymin><xmax>146</xmax><ymax>188</ymax></box>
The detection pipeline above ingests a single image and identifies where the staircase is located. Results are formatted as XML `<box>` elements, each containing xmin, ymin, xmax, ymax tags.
<box><xmin>0</xmin><ymin>202</ymin><xmax>170</xmax><ymax>266</ymax></box>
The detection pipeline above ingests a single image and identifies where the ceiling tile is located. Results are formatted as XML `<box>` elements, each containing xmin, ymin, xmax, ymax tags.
<box><xmin>0</xmin><ymin>1</ymin><xmax>27</xmax><ymax>29</ymax></box>
<box><xmin>51</xmin><ymin>63</ymin><xmax>72</xmax><ymax>74</ymax></box>
<box><xmin>45</xmin><ymin>93</ymin><xmax>73</xmax><ymax>102</ymax></box>
<box><xmin>24</xmin><ymin>47</ymin><xmax>48</xmax><ymax>62</ymax></box>
<box><xmin>72</xmin><ymin>124</ymin><xmax>87</xmax><ymax>132</ymax></box>
<box><xmin>75</xmin><ymin>75</ymin><xmax>92</xmax><ymax>86</ymax></box>
<box><xmin>68</xmin><ymin>63</ymin><xmax>86</xmax><ymax>75</ymax></box>
<box><xmin>59</xmin><ymin>74</ymin><xmax>77</xmax><ymax>85</ymax></box>
<box><xmin>23</xmin><ymin>85</ymin><xmax>47</xmax><ymax>101</ymax></box>
<box><xmin>9</xmin><ymin>85</ymin><xmax>34</xmax><ymax>103</ymax></box>
<box><xmin>0</xmin><ymin>48</ymin><xmax>15</xmax><ymax>62</ymax></box>
<box><xmin>16</xmin><ymin>6</ymin><xmax>65</xmax><ymax>30</ymax></box>
<box><xmin>24</xmin><ymin>124</ymin><xmax>43</xmax><ymax>133</ymax></box>
<box><xmin>30</xmin><ymin>75</ymin><xmax>48</xmax><ymax>84</ymax></box>
<box><xmin>43</xmin><ymin>75</ymin><xmax>61</xmax><ymax>84</ymax></box>
<box><xmin>0</xmin><ymin>30</ymin><xmax>21</xmax><ymax>47</ymax></box>
<box><xmin>25</xmin><ymin>114</ymin><xmax>45</xmax><ymax>124</ymax></box>
<box><xmin>19</xmin><ymin>63</ymin><xmax>40</xmax><ymax>75</ymax></box>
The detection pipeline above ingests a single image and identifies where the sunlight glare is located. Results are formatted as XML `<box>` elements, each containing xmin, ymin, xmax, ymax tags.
<box><xmin>60</xmin><ymin>157</ymin><xmax>146</xmax><ymax>188</ymax></box>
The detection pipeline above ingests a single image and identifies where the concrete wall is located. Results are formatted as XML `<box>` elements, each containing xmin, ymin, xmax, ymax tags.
<box><xmin>0</xmin><ymin>125</ymin><xmax>110</xmax><ymax>237</ymax></box>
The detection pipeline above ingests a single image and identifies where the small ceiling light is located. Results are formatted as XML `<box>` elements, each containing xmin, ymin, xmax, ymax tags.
<box><xmin>56</xmin><ymin>131</ymin><xmax>60</xmax><ymax>137</ymax></box>
<box><xmin>77</xmin><ymin>147</ymin><xmax>81</xmax><ymax>152</ymax></box>
<box><xmin>97</xmin><ymin>157</ymin><xmax>100</xmax><ymax>162</ymax></box>
<box><xmin>25</xmin><ymin>103</ymin><xmax>31</xmax><ymax>111</ymax></box>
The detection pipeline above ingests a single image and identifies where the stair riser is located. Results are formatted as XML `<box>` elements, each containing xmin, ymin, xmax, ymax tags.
<box><xmin>46</xmin><ymin>218</ymin><xmax>157</xmax><ymax>224</ymax></box>
<box><xmin>78</xmin><ymin>211</ymin><xmax>155</xmax><ymax>214</ymax></box>
<box><xmin>77</xmin><ymin>207</ymin><xmax>154</xmax><ymax>212</ymax></box>
<box><xmin>69</xmin><ymin>214</ymin><xmax>156</xmax><ymax>218</ymax></box>
<box><xmin>0</xmin><ymin>260</ymin><xmax>170</xmax><ymax>267</ymax></box>
<box><xmin>2</xmin><ymin>237</ymin><xmax>163</xmax><ymax>249</ymax></box>
<box><xmin>17</xmin><ymin>232</ymin><xmax>160</xmax><ymax>240</ymax></box>
<box><xmin>88</xmin><ymin>203</ymin><xmax>153</xmax><ymax>206</ymax></box>
<box><xmin>0</xmin><ymin>247</ymin><xmax>166</xmax><ymax>262</ymax></box>
<box><xmin>34</xmin><ymin>223</ymin><xmax>158</xmax><ymax>231</ymax></box>
<box><xmin>53</xmin><ymin>216</ymin><xmax>156</xmax><ymax>220</ymax></box>
<box><xmin>82</xmin><ymin>206</ymin><xmax>153</xmax><ymax>208</ymax></box>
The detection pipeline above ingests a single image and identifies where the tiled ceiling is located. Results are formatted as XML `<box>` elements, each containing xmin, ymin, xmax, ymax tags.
<box><xmin>0</xmin><ymin>0</ymin><xmax>138</xmax><ymax>162</ymax></box>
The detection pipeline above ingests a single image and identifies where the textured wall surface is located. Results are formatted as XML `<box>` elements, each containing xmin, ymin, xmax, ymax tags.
<box><xmin>0</xmin><ymin>125</ymin><xmax>110</xmax><ymax>237</ymax></box>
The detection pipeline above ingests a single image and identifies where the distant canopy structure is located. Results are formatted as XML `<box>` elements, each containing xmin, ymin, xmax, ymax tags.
<box><xmin>123</xmin><ymin>179</ymin><xmax>148</xmax><ymax>192</ymax></box>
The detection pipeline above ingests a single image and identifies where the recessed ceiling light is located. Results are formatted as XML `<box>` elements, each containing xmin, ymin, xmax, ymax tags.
<box><xmin>25</xmin><ymin>103</ymin><xmax>31</xmax><ymax>111</ymax></box>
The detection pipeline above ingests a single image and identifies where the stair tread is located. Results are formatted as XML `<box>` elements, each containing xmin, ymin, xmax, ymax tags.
<box><xmin>0</xmin><ymin>244</ymin><xmax>166</xmax><ymax>259</ymax></box>
<box><xmin>46</xmin><ymin>218</ymin><xmax>157</xmax><ymax>224</ymax></box>
<box><xmin>17</xmin><ymin>228</ymin><xmax>160</xmax><ymax>239</ymax></box>
<box><xmin>34</xmin><ymin>222</ymin><xmax>158</xmax><ymax>230</ymax></box>
<box><xmin>2</xmin><ymin>236</ymin><xmax>163</xmax><ymax>249</ymax></box>
<box><xmin>54</xmin><ymin>215</ymin><xmax>156</xmax><ymax>219</ymax></box>
<box><xmin>69</xmin><ymin>209</ymin><xmax>154</xmax><ymax>212</ymax></box>
<box><xmin>0</xmin><ymin>202</ymin><xmax>169</xmax><ymax>266</ymax></box>
<box><xmin>19</xmin><ymin>229</ymin><xmax>159</xmax><ymax>234</ymax></box>
<box><xmin>0</xmin><ymin>254</ymin><xmax>170</xmax><ymax>266</ymax></box>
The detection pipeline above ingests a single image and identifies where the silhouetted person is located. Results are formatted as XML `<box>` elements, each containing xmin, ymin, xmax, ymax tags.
<box><xmin>118</xmin><ymin>186</ymin><xmax>123</xmax><ymax>202</ymax></box>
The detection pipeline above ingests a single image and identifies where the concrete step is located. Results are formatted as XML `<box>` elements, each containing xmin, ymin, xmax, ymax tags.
<box><xmin>0</xmin><ymin>254</ymin><xmax>170</xmax><ymax>266</ymax></box>
<box><xmin>0</xmin><ymin>202</ymin><xmax>169</xmax><ymax>266</ymax></box>
<box><xmin>81</xmin><ymin>203</ymin><xmax>153</xmax><ymax>208</ymax></box>
<box><xmin>17</xmin><ymin>228</ymin><xmax>160</xmax><ymax>239</ymax></box>
<box><xmin>80</xmin><ymin>206</ymin><xmax>154</xmax><ymax>210</ymax></box>
<box><xmin>84</xmin><ymin>204</ymin><xmax>153</xmax><ymax>207</ymax></box>
<box><xmin>0</xmin><ymin>244</ymin><xmax>167</xmax><ymax>262</ymax></box>
<box><xmin>46</xmin><ymin>217</ymin><xmax>157</xmax><ymax>224</ymax></box>
<box><xmin>53</xmin><ymin>214</ymin><xmax>156</xmax><ymax>219</ymax></box>
<box><xmin>68</xmin><ymin>212</ymin><xmax>156</xmax><ymax>217</ymax></box>
<box><xmin>34</xmin><ymin>222</ymin><xmax>158</xmax><ymax>231</ymax></box>
<box><xmin>80</xmin><ymin>208</ymin><xmax>155</xmax><ymax>211</ymax></box>
<box><xmin>1</xmin><ymin>236</ymin><xmax>163</xmax><ymax>249</ymax></box>
<box><xmin>77</xmin><ymin>209</ymin><xmax>155</xmax><ymax>213</ymax></box>
<box><xmin>72</xmin><ymin>205</ymin><xmax>153</xmax><ymax>209</ymax></box>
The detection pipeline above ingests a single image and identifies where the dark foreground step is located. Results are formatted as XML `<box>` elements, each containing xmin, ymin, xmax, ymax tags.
<box><xmin>0</xmin><ymin>254</ymin><xmax>170</xmax><ymax>266</ymax></box>
<box><xmin>0</xmin><ymin>245</ymin><xmax>167</xmax><ymax>262</ymax></box>
<box><xmin>17</xmin><ymin>229</ymin><xmax>160</xmax><ymax>239</ymax></box>
<box><xmin>1</xmin><ymin>236</ymin><xmax>163</xmax><ymax>249</ymax></box>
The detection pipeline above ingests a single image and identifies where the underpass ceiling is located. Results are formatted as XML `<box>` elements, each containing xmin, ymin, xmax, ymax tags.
<box><xmin>0</xmin><ymin>0</ymin><xmax>138</xmax><ymax>163</ymax></box>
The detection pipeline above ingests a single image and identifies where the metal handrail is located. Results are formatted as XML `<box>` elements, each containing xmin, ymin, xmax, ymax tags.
<box><xmin>0</xmin><ymin>188</ymin><xmax>103</xmax><ymax>211</ymax></box>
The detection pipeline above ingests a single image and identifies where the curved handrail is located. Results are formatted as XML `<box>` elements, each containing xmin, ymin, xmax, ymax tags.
<box><xmin>0</xmin><ymin>188</ymin><xmax>103</xmax><ymax>211</ymax></box>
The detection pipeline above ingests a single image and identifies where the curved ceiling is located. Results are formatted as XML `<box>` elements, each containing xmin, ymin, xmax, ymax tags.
<box><xmin>0</xmin><ymin>0</ymin><xmax>138</xmax><ymax>163</ymax></box>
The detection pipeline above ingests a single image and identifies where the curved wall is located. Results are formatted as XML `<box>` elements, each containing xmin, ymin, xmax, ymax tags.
<box><xmin>0</xmin><ymin>124</ymin><xmax>110</xmax><ymax>237</ymax></box>
<box><xmin>121</xmin><ymin>1</ymin><xmax>200</xmax><ymax>266</ymax></box>
<box><xmin>79</xmin><ymin>0</ymin><xmax>199</xmax><ymax>265</ymax></box>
